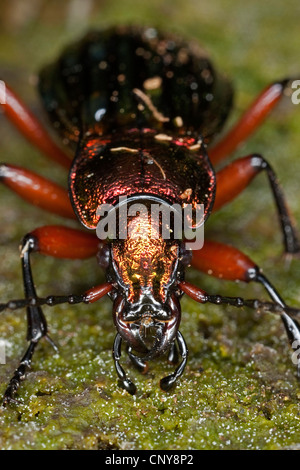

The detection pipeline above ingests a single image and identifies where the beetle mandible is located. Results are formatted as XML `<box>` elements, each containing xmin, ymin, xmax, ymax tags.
<box><xmin>1</xmin><ymin>25</ymin><xmax>300</xmax><ymax>404</ymax></box>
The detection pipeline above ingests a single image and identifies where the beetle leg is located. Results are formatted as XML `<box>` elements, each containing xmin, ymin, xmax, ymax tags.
<box><xmin>0</xmin><ymin>283</ymin><xmax>112</xmax><ymax>313</ymax></box>
<box><xmin>2</xmin><ymin>281</ymin><xmax>112</xmax><ymax>405</ymax></box>
<box><xmin>213</xmin><ymin>154</ymin><xmax>300</xmax><ymax>253</ymax></box>
<box><xmin>19</xmin><ymin>225</ymin><xmax>100</xmax><ymax>348</ymax></box>
<box><xmin>2</xmin><ymin>283</ymin><xmax>112</xmax><ymax>406</ymax></box>
<box><xmin>1</xmin><ymin>83</ymin><xmax>71</xmax><ymax>168</ymax></box>
<box><xmin>3</xmin><ymin>342</ymin><xmax>38</xmax><ymax>405</ymax></box>
<box><xmin>160</xmin><ymin>332</ymin><xmax>188</xmax><ymax>392</ymax></box>
<box><xmin>1</xmin><ymin>225</ymin><xmax>107</xmax><ymax>311</ymax></box>
<box><xmin>1</xmin><ymin>226</ymin><xmax>108</xmax><ymax>404</ymax></box>
<box><xmin>180</xmin><ymin>279</ymin><xmax>300</xmax><ymax>320</ymax></box>
<box><xmin>0</xmin><ymin>163</ymin><xmax>75</xmax><ymax>219</ymax></box>
<box><xmin>209</xmin><ymin>79</ymin><xmax>296</xmax><ymax>165</ymax></box>
<box><xmin>189</xmin><ymin>240</ymin><xmax>300</xmax><ymax>378</ymax></box>
<box><xmin>2</xmin><ymin>232</ymin><xmax>57</xmax><ymax>405</ymax></box>
<box><xmin>28</xmin><ymin>225</ymin><xmax>100</xmax><ymax>259</ymax></box>
<box><xmin>113</xmin><ymin>334</ymin><xmax>137</xmax><ymax>395</ymax></box>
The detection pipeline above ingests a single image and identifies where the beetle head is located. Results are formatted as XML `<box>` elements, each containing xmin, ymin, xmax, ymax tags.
<box><xmin>109</xmin><ymin>232</ymin><xmax>183</xmax><ymax>358</ymax></box>
<box><xmin>112</xmin><ymin>290</ymin><xmax>181</xmax><ymax>360</ymax></box>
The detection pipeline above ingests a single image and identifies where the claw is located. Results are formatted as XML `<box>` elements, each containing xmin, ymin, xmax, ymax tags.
<box><xmin>45</xmin><ymin>335</ymin><xmax>59</xmax><ymax>353</ymax></box>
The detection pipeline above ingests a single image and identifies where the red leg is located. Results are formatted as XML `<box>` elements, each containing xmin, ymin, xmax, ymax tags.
<box><xmin>30</xmin><ymin>225</ymin><xmax>100</xmax><ymax>259</ymax></box>
<box><xmin>1</xmin><ymin>83</ymin><xmax>71</xmax><ymax>168</ymax></box>
<box><xmin>213</xmin><ymin>155</ymin><xmax>260</xmax><ymax>211</ymax></box>
<box><xmin>190</xmin><ymin>239</ymin><xmax>255</xmax><ymax>282</ymax></box>
<box><xmin>212</xmin><ymin>154</ymin><xmax>300</xmax><ymax>253</ymax></box>
<box><xmin>209</xmin><ymin>79</ymin><xmax>294</xmax><ymax>165</ymax></box>
<box><xmin>84</xmin><ymin>283</ymin><xmax>113</xmax><ymax>303</ymax></box>
<box><xmin>0</xmin><ymin>163</ymin><xmax>76</xmax><ymax>219</ymax></box>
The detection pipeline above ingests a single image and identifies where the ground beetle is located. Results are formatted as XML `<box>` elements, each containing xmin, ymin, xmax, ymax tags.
<box><xmin>1</xmin><ymin>25</ymin><xmax>300</xmax><ymax>404</ymax></box>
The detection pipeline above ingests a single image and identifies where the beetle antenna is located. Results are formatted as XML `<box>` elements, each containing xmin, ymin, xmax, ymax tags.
<box><xmin>179</xmin><ymin>281</ymin><xmax>300</xmax><ymax>320</ymax></box>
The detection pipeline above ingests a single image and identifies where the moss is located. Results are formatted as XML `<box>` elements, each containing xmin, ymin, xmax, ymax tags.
<box><xmin>1</xmin><ymin>0</ymin><xmax>300</xmax><ymax>450</ymax></box>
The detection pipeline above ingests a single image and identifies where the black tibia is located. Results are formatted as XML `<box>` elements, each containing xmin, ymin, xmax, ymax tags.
<box><xmin>253</xmin><ymin>269</ymin><xmax>300</xmax><ymax>378</ymax></box>
<box><xmin>3</xmin><ymin>342</ymin><xmax>37</xmax><ymax>405</ymax></box>
<box><xmin>21</xmin><ymin>234</ymin><xmax>47</xmax><ymax>343</ymax></box>
<box><xmin>250</xmin><ymin>154</ymin><xmax>300</xmax><ymax>254</ymax></box>
<box><xmin>3</xmin><ymin>234</ymin><xmax>47</xmax><ymax>405</ymax></box>
<box><xmin>2</xmin><ymin>234</ymin><xmax>86</xmax><ymax>405</ymax></box>
<box><xmin>214</xmin><ymin>266</ymin><xmax>300</xmax><ymax>379</ymax></box>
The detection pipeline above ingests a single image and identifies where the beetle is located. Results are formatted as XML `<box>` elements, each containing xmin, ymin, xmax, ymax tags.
<box><xmin>1</xmin><ymin>25</ymin><xmax>300</xmax><ymax>404</ymax></box>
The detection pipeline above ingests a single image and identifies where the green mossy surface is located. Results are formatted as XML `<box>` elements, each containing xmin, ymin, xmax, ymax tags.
<box><xmin>1</xmin><ymin>0</ymin><xmax>300</xmax><ymax>450</ymax></box>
